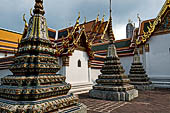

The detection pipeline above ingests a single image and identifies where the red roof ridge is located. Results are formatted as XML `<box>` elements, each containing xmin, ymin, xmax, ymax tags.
<box><xmin>115</xmin><ymin>38</ymin><xmax>131</xmax><ymax>43</ymax></box>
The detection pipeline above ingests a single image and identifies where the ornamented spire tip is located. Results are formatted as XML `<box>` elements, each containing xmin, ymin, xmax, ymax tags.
<box><xmin>96</xmin><ymin>13</ymin><xmax>99</xmax><ymax>23</ymax></box>
<box><xmin>33</xmin><ymin>0</ymin><xmax>45</xmax><ymax>15</ymax></box>
<box><xmin>110</xmin><ymin>0</ymin><xmax>112</xmax><ymax>17</ymax></box>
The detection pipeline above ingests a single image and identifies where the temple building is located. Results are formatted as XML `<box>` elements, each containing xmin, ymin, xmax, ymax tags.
<box><xmin>55</xmin><ymin>15</ymin><xmax>94</xmax><ymax>93</ymax></box>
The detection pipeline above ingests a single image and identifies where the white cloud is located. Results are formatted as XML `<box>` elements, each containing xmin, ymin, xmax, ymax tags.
<box><xmin>113</xmin><ymin>24</ymin><xmax>126</xmax><ymax>40</ymax></box>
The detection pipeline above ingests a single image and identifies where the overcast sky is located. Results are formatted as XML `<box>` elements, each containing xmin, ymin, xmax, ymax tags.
<box><xmin>0</xmin><ymin>0</ymin><xmax>165</xmax><ymax>40</ymax></box>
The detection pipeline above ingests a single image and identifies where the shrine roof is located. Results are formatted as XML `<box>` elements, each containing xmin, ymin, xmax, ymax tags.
<box><xmin>0</xmin><ymin>28</ymin><xmax>22</xmax><ymax>43</ymax></box>
<box><xmin>139</xmin><ymin>19</ymin><xmax>155</xmax><ymax>36</ymax></box>
<box><xmin>136</xmin><ymin>0</ymin><xmax>170</xmax><ymax>45</ymax></box>
<box><xmin>91</xmin><ymin>38</ymin><xmax>134</xmax><ymax>69</ymax></box>
<box><xmin>48</xmin><ymin>28</ymin><xmax>56</xmax><ymax>40</ymax></box>
<box><xmin>57</xmin><ymin>20</ymin><xmax>107</xmax><ymax>39</ymax></box>
<box><xmin>0</xmin><ymin>27</ymin><xmax>56</xmax><ymax>53</ymax></box>
<box><xmin>92</xmin><ymin>38</ymin><xmax>131</xmax><ymax>51</ymax></box>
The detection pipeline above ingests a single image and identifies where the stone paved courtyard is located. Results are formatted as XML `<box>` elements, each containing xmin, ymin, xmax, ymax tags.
<box><xmin>78</xmin><ymin>89</ymin><xmax>170</xmax><ymax>113</ymax></box>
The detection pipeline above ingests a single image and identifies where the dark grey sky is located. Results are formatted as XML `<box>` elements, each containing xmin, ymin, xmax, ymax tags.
<box><xmin>0</xmin><ymin>0</ymin><xmax>165</xmax><ymax>39</ymax></box>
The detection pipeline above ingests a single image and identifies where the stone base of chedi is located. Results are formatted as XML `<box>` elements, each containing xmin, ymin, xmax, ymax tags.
<box><xmin>89</xmin><ymin>44</ymin><xmax>138</xmax><ymax>101</ymax></box>
<box><xmin>0</xmin><ymin>75</ymin><xmax>87</xmax><ymax>113</ymax></box>
<box><xmin>0</xmin><ymin>0</ymin><xmax>86</xmax><ymax>112</ymax></box>
<box><xmin>128</xmin><ymin>48</ymin><xmax>153</xmax><ymax>90</ymax></box>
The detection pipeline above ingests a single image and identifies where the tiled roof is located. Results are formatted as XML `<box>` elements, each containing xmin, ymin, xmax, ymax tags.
<box><xmin>0</xmin><ymin>28</ymin><xmax>22</xmax><ymax>52</ymax></box>
<box><xmin>92</xmin><ymin>38</ymin><xmax>131</xmax><ymax>51</ymax></box>
<box><xmin>57</xmin><ymin>20</ymin><xmax>108</xmax><ymax>42</ymax></box>
<box><xmin>0</xmin><ymin>28</ymin><xmax>56</xmax><ymax>53</ymax></box>
<box><xmin>55</xmin><ymin>20</ymin><xmax>94</xmax><ymax>59</ymax></box>
<box><xmin>48</xmin><ymin>28</ymin><xmax>56</xmax><ymax>40</ymax></box>
<box><xmin>136</xmin><ymin>0</ymin><xmax>170</xmax><ymax>45</ymax></box>
<box><xmin>139</xmin><ymin>19</ymin><xmax>155</xmax><ymax>36</ymax></box>
<box><xmin>91</xmin><ymin>38</ymin><xmax>134</xmax><ymax>69</ymax></box>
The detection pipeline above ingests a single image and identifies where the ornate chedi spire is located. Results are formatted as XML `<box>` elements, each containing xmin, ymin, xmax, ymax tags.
<box><xmin>23</xmin><ymin>0</ymin><xmax>49</xmax><ymax>41</ymax></box>
<box><xmin>108</xmin><ymin>0</ymin><xmax>115</xmax><ymax>42</ymax></box>
<box><xmin>33</xmin><ymin>0</ymin><xmax>45</xmax><ymax>15</ymax></box>
<box><xmin>0</xmin><ymin>0</ymin><xmax>86</xmax><ymax>113</ymax></box>
<box><xmin>89</xmin><ymin>0</ymin><xmax>138</xmax><ymax>101</ymax></box>
<box><xmin>128</xmin><ymin>47</ymin><xmax>152</xmax><ymax>90</ymax></box>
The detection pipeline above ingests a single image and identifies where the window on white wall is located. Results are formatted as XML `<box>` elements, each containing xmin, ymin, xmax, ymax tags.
<box><xmin>78</xmin><ymin>60</ymin><xmax>81</xmax><ymax>67</ymax></box>
<box><xmin>5</xmin><ymin>52</ymin><xmax>7</xmax><ymax>57</ymax></box>
<box><xmin>145</xmin><ymin>43</ymin><xmax>149</xmax><ymax>52</ymax></box>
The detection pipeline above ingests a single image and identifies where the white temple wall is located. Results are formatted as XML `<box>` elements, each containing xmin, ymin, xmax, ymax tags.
<box><xmin>0</xmin><ymin>53</ymin><xmax>6</xmax><ymax>58</ymax></box>
<box><xmin>145</xmin><ymin>34</ymin><xmax>170</xmax><ymax>77</ymax></box>
<box><xmin>119</xmin><ymin>56</ymin><xmax>133</xmax><ymax>75</ymax></box>
<box><xmin>57</xmin><ymin>57</ymin><xmax>66</xmax><ymax>75</ymax></box>
<box><xmin>65</xmin><ymin>50</ymin><xmax>90</xmax><ymax>84</ymax></box>
<box><xmin>6</xmin><ymin>53</ymin><xmax>14</xmax><ymax>57</ymax></box>
<box><xmin>144</xmin><ymin>33</ymin><xmax>170</xmax><ymax>87</ymax></box>
<box><xmin>0</xmin><ymin>53</ymin><xmax>14</xmax><ymax>58</ymax></box>
<box><xmin>91</xmin><ymin>68</ymin><xmax>100</xmax><ymax>84</ymax></box>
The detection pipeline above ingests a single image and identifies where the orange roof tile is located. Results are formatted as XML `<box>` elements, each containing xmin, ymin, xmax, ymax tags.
<box><xmin>0</xmin><ymin>29</ymin><xmax>22</xmax><ymax>43</ymax></box>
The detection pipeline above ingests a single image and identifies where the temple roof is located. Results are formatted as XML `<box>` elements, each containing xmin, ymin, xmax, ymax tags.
<box><xmin>58</xmin><ymin>20</ymin><xmax>108</xmax><ymax>41</ymax></box>
<box><xmin>55</xmin><ymin>15</ymin><xmax>94</xmax><ymax>59</ymax></box>
<box><xmin>138</xmin><ymin>19</ymin><xmax>155</xmax><ymax>36</ymax></box>
<box><xmin>91</xmin><ymin>38</ymin><xmax>134</xmax><ymax>69</ymax></box>
<box><xmin>0</xmin><ymin>28</ymin><xmax>22</xmax><ymax>53</ymax></box>
<box><xmin>136</xmin><ymin>0</ymin><xmax>170</xmax><ymax>45</ymax></box>
<box><xmin>58</xmin><ymin>20</ymin><xmax>96</xmax><ymax>39</ymax></box>
<box><xmin>0</xmin><ymin>28</ymin><xmax>56</xmax><ymax>53</ymax></box>
<box><xmin>55</xmin><ymin>14</ymin><xmax>116</xmax><ymax>58</ymax></box>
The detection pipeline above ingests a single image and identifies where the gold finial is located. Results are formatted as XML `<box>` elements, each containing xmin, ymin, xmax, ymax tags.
<box><xmin>30</xmin><ymin>8</ymin><xmax>33</xmax><ymax>16</ymax></box>
<box><xmin>67</xmin><ymin>29</ymin><xmax>70</xmax><ymax>36</ymax></box>
<box><xmin>23</xmin><ymin>14</ymin><xmax>28</xmax><ymax>27</ymax></box>
<box><xmin>110</xmin><ymin>0</ymin><xmax>112</xmax><ymax>17</ymax></box>
<box><xmin>128</xmin><ymin>19</ymin><xmax>131</xmax><ymax>23</ymax></box>
<box><xmin>76</xmin><ymin>12</ymin><xmax>80</xmax><ymax>23</ymax></box>
<box><xmin>96</xmin><ymin>13</ymin><xmax>99</xmax><ymax>23</ymax></box>
<box><xmin>101</xmin><ymin>13</ymin><xmax>105</xmax><ymax>23</ymax></box>
<box><xmin>33</xmin><ymin>0</ymin><xmax>45</xmax><ymax>15</ymax></box>
<box><xmin>78</xmin><ymin>12</ymin><xmax>80</xmax><ymax>18</ymax></box>
<box><xmin>82</xmin><ymin>24</ymin><xmax>85</xmax><ymax>29</ymax></box>
<box><xmin>84</xmin><ymin>16</ymin><xmax>87</xmax><ymax>23</ymax></box>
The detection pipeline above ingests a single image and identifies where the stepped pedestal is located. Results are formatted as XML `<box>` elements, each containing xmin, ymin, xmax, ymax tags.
<box><xmin>128</xmin><ymin>48</ymin><xmax>153</xmax><ymax>90</ymax></box>
<box><xmin>89</xmin><ymin>44</ymin><xmax>138</xmax><ymax>101</ymax></box>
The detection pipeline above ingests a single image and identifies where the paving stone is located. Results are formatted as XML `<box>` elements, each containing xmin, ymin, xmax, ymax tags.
<box><xmin>79</xmin><ymin>90</ymin><xmax>170</xmax><ymax>113</ymax></box>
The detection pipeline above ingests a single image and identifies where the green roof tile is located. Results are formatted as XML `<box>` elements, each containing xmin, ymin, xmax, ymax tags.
<box><xmin>92</xmin><ymin>40</ymin><xmax>131</xmax><ymax>51</ymax></box>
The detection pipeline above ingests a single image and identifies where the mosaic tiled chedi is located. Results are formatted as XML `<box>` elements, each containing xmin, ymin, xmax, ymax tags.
<box><xmin>0</xmin><ymin>0</ymin><xmax>87</xmax><ymax>112</ymax></box>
